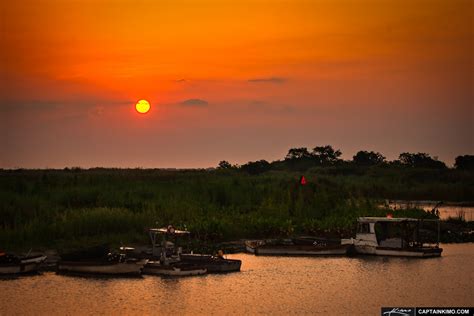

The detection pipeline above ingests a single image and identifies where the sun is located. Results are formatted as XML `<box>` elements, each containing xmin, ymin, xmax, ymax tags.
<box><xmin>135</xmin><ymin>99</ymin><xmax>150</xmax><ymax>114</ymax></box>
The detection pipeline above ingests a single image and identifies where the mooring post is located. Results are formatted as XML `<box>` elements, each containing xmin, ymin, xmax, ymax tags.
<box><xmin>437</xmin><ymin>220</ymin><xmax>440</xmax><ymax>247</ymax></box>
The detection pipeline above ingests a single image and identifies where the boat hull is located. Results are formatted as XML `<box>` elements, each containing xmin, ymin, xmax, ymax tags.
<box><xmin>353</xmin><ymin>245</ymin><xmax>443</xmax><ymax>257</ymax></box>
<box><xmin>374</xmin><ymin>247</ymin><xmax>443</xmax><ymax>258</ymax></box>
<box><xmin>0</xmin><ymin>262</ymin><xmax>42</xmax><ymax>275</ymax></box>
<box><xmin>245</xmin><ymin>245</ymin><xmax>255</xmax><ymax>254</ymax></box>
<box><xmin>245</xmin><ymin>240</ymin><xmax>266</xmax><ymax>254</ymax></box>
<box><xmin>180</xmin><ymin>254</ymin><xmax>241</xmax><ymax>273</ymax></box>
<box><xmin>0</xmin><ymin>255</ymin><xmax>47</xmax><ymax>275</ymax></box>
<box><xmin>247</xmin><ymin>243</ymin><xmax>350</xmax><ymax>256</ymax></box>
<box><xmin>58</xmin><ymin>260</ymin><xmax>147</xmax><ymax>275</ymax></box>
<box><xmin>143</xmin><ymin>262</ymin><xmax>207</xmax><ymax>276</ymax></box>
<box><xmin>205</xmin><ymin>260</ymin><xmax>241</xmax><ymax>273</ymax></box>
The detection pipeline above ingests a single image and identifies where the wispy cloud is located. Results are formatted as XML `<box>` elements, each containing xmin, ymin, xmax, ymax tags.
<box><xmin>248</xmin><ymin>77</ymin><xmax>287</xmax><ymax>84</ymax></box>
<box><xmin>180</xmin><ymin>99</ymin><xmax>208</xmax><ymax>106</ymax></box>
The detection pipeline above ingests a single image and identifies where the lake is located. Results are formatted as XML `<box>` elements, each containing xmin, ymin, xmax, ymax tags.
<box><xmin>387</xmin><ymin>201</ymin><xmax>474</xmax><ymax>221</ymax></box>
<box><xmin>1</xmin><ymin>243</ymin><xmax>472</xmax><ymax>315</ymax></box>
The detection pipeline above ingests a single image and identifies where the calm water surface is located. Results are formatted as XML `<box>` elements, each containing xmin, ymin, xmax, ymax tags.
<box><xmin>1</xmin><ymin>243</ymin><xmax>473</xmax><ymax>315</ymax></box>
<box><xmin>388</xmin><ymin>202</ymin><xmax>474</xmax><ymax>221</ymax></box>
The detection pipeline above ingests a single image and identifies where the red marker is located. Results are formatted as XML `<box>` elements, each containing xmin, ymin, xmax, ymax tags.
<box><xmin>300</xmin><ymin>176</ymin><xmax>307</xmax><ymax>185</ymax></box>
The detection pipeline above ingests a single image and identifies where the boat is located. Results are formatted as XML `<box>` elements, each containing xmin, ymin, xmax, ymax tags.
<box><xmin>0</xmin><ymin>253</ymin><xmax>47</xmax><ymax>275</ymax></box>
<box><xmin>245</xmin><ymin>240</ymin><xmax>265</xmax><ymax>254</ymax></box>
<box><xmin>341</xmin><ymin>217</ymin><xmax>443</xmax><ymax>257</ymax></box>
<box><xmin>291</xmin><ymin>236</ymin><xmax>342</xmax><ymax>246</ymax></box>
<box><xmin>143</xmin><ymin>225</ymin><xmax>208</xmax><ymax>276</ymax></box>
<box><xmin>58</xmin><ymin>248</ymin><xmax>148</xmax><ymax>275</ymax></box>
<box><xmin>143</xmin><ymin>261</ymin><xmax>207</xmax><ymax>276</ymax></box>
<box><xmin>245</xmin><ymin>239</ymin><xmax>351</xmax><ymax>256</ymax></box>
<box><xmin>58</xmin><ymin>258</ymin><xmax>148</xmax><ymax>275</ymax></box>
<box><xmin>180</xmin><ymin>253</ymin><xmax>242</xmax><ymax>273</ymax></box>
<box><xmin>145</xmin><ymin>225</ymin><xmax>244</xmax><ymax>275</ymax></box>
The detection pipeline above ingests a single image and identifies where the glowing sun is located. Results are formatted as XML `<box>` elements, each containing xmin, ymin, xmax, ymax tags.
<box><xmin>135</xmin><ymin>99</ymin><xmax>150</xmax><ymax>114</ymax></box>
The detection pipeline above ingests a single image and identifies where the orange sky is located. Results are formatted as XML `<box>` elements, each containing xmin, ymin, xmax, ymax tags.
<box><xmin>1</xmin><ymin>0</ymin><xmax>472</xmax><ymax>168</ymax></box>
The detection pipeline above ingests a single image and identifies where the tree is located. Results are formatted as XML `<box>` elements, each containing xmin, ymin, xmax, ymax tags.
<box><xmin>397</xmin><ymin>152</ymin><xmax>446</xmax><ymax>169</ymax></box>
<box><xmin>241</xmin><ymin>160</ymin><xmax>271</xmax><ymax>174</ymax></box>
<box><xmin>353</xmin><ymin>151</ymin><xmax>385</xmax><ymax>166</ymax></box>
<box><xmin>312</xmin><ymin>145</ymin><xmax>342</xmax><ymax>165</ymax></box>
<box><xmin>285</xmin><ymin>147</ymin><xmax>311</xmax><ymax>160</ymax></box>
<box><xmin>454</xmin><ymin>155</ymin><xmax>474</xmax><ymax>170</ymax></box>
<box><xmin>217</xmin><ymin>160</ymin><xmax>233</xmax><ymax>169</ymax></box>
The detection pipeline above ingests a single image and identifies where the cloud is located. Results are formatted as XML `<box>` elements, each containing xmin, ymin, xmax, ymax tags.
<box><xmin>174</xmin><ymin>79</ymin><xmax>187</xmax><ymax>83</ymax></box>
<box><xmin>248</xmin><ymin>77</ymin><xmax>287</xmax><ymax>84</ymax></box>
<box><xmin>180</xmin><ymin>99</ymin><xmax>208</xmax><ymax>106</ymax></box>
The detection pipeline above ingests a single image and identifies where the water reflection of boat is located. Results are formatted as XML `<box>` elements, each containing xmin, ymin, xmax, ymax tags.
<box><xmin>245</xmin><ymin>240</ymin><xmax>350</xmax><ymax>256</ymax></box>
<box><xmin>0</xmin><ymin>253</ymin><xmax>47</xmax><ymax>275</ymax></box>
<box><xmin>342</xmin><ymin>217</ymin><xmax>443</xmax><ymax>257</ymax></box>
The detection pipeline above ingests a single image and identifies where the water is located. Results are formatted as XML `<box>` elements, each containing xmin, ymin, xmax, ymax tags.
<box><xmin>387</xmin><ymin>201</ymin><xmax>474</xmax><ymax>221</ymax></box>
<box><xmin>1</xmin><ymin>244</ymin><xmax>473</xmax><ymax>315</ymax></box>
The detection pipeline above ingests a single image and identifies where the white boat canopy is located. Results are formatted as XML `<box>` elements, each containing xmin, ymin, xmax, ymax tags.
<box><xmin>149</xmin><ymin>227</ymin><xmax>190</xmax><ymax>235</ymax></box>
<box><xmin>148</xmin><ymin>226</ymin><xmax>189</xmax><ymax>259</ymax></box>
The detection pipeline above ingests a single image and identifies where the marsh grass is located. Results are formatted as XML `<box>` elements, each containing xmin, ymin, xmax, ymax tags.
<box><xmin>446</xmin><ymin>209</ymin><xmax>467</xmax><ymax>223</ymax></box>
<box><xmin>0</xmin><ymin>167</ymin><xmax>468</xmax><ymax>250</ymax></box>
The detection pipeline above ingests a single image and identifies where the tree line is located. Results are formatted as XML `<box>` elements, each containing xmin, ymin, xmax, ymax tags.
<box><xmin>218</xmin><ymin>145</ymin><xmax>474</xmax><ymax>174</ymax></box>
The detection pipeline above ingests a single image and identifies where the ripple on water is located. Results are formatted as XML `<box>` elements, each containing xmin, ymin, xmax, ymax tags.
<box><xmin>1</xmin><ymin>243</ymin><xmax>473</xmax><ymax>315</ymax></box>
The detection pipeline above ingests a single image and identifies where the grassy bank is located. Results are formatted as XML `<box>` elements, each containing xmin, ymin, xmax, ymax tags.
<box><xmin>1</xmin><ymin>167</ymin><xmax>472</xmax><ymax>251</ymax></box>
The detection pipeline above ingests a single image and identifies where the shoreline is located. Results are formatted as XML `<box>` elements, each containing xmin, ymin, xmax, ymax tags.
<box><xmin>14</xmin><ymin>220</ymin><xmax>474</xmax><ymax>258</ymax></box>
<box><xmin>18</xmin><ymin>240</ymin><xmax>474</xmax><ymax>273</ymax></box>
<box><xmin>4</xmin><ymin>217</ymin><xmax>473</xmax><ymax>254</ymax></box>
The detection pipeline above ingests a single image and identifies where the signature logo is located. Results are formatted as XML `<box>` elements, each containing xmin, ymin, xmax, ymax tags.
<box><xmin>382</xmin><ymin>308</ymin><xmax>414</xmax><ymax>316</ymax></box>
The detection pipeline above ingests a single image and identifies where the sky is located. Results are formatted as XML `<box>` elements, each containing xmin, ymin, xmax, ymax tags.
<box><xmin>1</xmin><ymin>0</ymin><xmax>472</xmax><ymax>168</ymax></box>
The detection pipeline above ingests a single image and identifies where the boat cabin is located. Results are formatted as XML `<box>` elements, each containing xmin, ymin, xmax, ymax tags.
<box><xmin>345</xmin><ymin>217</ymin><xmax>442</xmax><ymax>257</ymax></box>
<box><xmin>149</xmin><ymin>226</ymin><xmax>190</xmax><ymax>263</ymax></box>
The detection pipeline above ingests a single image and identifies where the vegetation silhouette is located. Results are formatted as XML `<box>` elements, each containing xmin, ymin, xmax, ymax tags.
<box><xmin>353</xmin><ymin>151</ymin><xmax>385</xmax><ymax>166</ymax></box>
<box><xmin>235</xmin><ymin>145</ymin><xmax>455</xmax><ymax>174</ymax></box>
<box><xmin>1</xmin><ymin>146</ymin><xmax>472</xmax><ymax>250</ymax></box>
<box><xmin>454</xmin><ymin>155</ymin><xmax>474</xmax><ymax>170</ymax></box>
